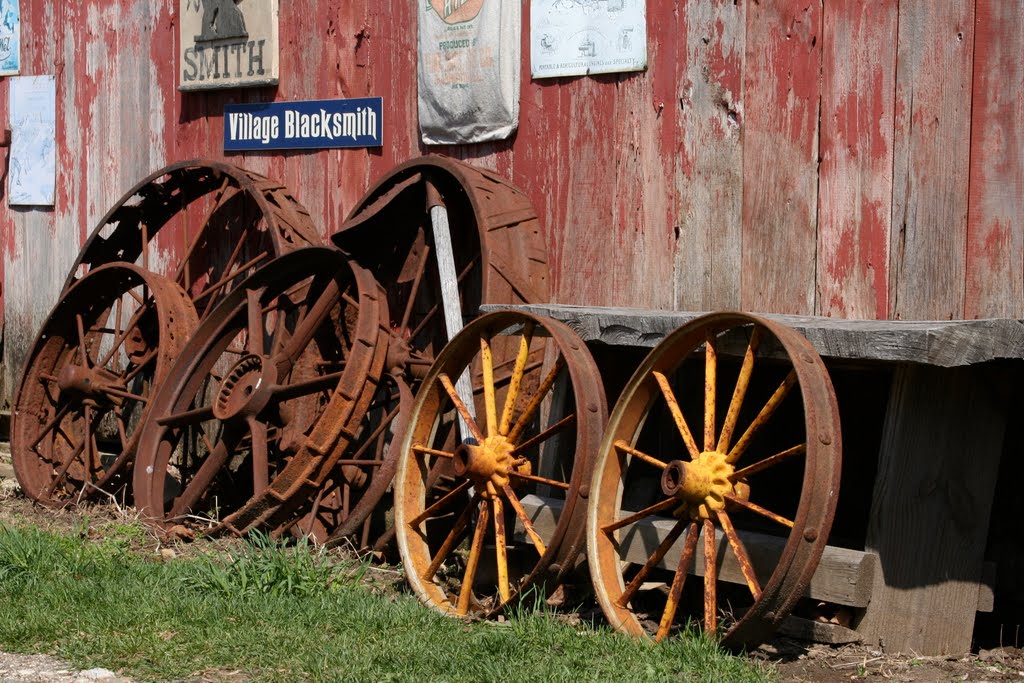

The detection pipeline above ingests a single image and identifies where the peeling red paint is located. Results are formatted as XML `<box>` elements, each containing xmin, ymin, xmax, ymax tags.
<box><xmin>3</xmin><ymin>0</ymin><xmax>1024</xmax><ymax>401</ymax></box>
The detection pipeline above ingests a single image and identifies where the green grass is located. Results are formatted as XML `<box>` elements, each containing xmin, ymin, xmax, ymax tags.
<box><xmin>0</xmin><ymin>522</ymin><xmax>775</xmax><ymax>683</ymax></box>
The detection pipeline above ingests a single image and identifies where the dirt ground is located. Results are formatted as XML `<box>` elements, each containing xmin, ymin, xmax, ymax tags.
<box><xmin>1</xmin><ymin>474</ymin><xmax>1023</xmax><ymax>683</ymax></box>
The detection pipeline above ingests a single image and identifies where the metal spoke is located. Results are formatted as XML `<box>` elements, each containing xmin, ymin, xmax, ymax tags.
<box><xmin>703</xmin><ymin>518</ymin><xmax>717</xmax><ymax>633</ymax></box>
<box><xmin>169</xmin><ymin>427</ymin><xmax>242</xmax><ymax>518</ymax></box>
<box><xmin>249</xmin><ymin>417</ymin><xmax>269</xmax><ymax>496</ymax></box>
<box><xmin>511</xmin><ymin>413</ymin><xmax>576</xmax><ymax>456</ymax></box>
<box><xmin>705</xmin><ymin>331</ymin><xmax>717</xmax><ymax>452</ymax></box>
<box><xmin>501</xmin><ymin>485</ymin><xmax>547</xmax><ymax>556</ymax></box>
<box><xmin>423</xmin><ymin>495</ymin><xmax>477</xmax><ymax>582</ymax></box>
<box><xmin>727</xmin><ymin>370</ymin><xmax>798</xmax><ymax>464</ymax></box>
<box><xmin>408</xmin><ymin>256</ymin><xmax>479</xmax><ymax>340</ymax></box>
<box><xmin>725</xmin><ymin>494</ymin><xmax>794</xmax><ymax>529</ymax></box>
<box><xmin>438</xmin><ymin>373</ymin><xmax>485</xmax><ymax>443</ymax></box>
<box><xmin>408</xmin><ymin>480</ymin><xmax>473</xmax><ymax>527</ymax></box>
<box><xmin>499</xmin><ymin>322</ymin><xmax>535</xmax><ymax>436</ymax></box>
<box><xmin>192</xmin><ymin>252</ymin><xmax>269</xmax><ymax>306</ymax></box>
<box><xmin>43</xmin><ymin>435</ymin><xmax>87</xmax><ymax>497</ymax></box>
<box><xmin>122</xmin><ymin>348</ymin><xmax>159</xmax><ymax>384</ymax></box>
<box><xmin>274</xmin><ymin>278</ymin><xmax>341</xmax><ymax>374</ymax></box>
<box><xmin>271</xmin><ymin>370</ymin><xmax>345</xmax><ymax>402</ymax></box>
<box><xmin>507</xmin><ymin>470</ymin><xmax>570</xmax><ymax>490</ymax></box>
<box><xmin>601</xmin><ymin>497</ymin><xmax>678</xmax><ymax>535</ymax></box>
<box><xmin>717</xmin><ymin>327</ymin><xmax>761</xmax><ymax>453</ymax></box>
<box><xmin>75</xmin><ymin>314</ymin><xmax>92</xmax><ymax>368</ymax></box>
<box><xmin>400</xmin><ymin>239</ymin><xmax>431</xmax><ymax>331</ymax></box>
<box><xmin>653</xmin><ymin>371</ymin><xmax>701</xmax><ymax>460</ymax></box>
<box><xmin>508</xmin><ymin>356</ymin><xmax>565</xmax><ymax>443</ymax></box>
<box><xmin>96</xmin><ymin>304</ymin><xmax>149</xmax><ymax>369</ymax></box>
<box><xmin>493</xmin><ymin>497</ymin><xmax>510</xmax><ymax>603</ymax></box>
<box><xmin>729</xmin><ymin>443</ymin><xmax>806</xmax><ymax>481</ymax></box>
<box><xmin>613</xmin><ymin>439</ymin><xmax>668</xmax><ymax>470</ymax></box>
<box><xmin>616</xmin><ymin>518</ymin><xmax>687</xmax><ymax>609</ymax></box>
<box><xmin>28</xmin><ymin>404</ymin><xmax>72</xmax><ymax>452</ymax></box>
<box><xmin>157</xmin><ymin>405</ymin><xmax>215</xmax><ymax>428</ymax></box>
<box><xmin>655</xmin><ymin>521</ymin><xmax>700</xmax><ymax>642</ymax></box>
<box><xmin>413</xmin><ymin>444</ymin><xmax>455</xmax><ymax>459</ymax></box>
<box><xmin>246</xmin><ymin>287</ymin><xmax>266</xmax><ymax>354</ymax></box>
<box><xmin>456</xmin><ymin>498</ymin><xmax>491</xmax><ymax>615</ymax></box>
<box><xmin>717</xmin><ymin>509</ymin><xmax>762</xmax><ymax>599</ymax></box>
<box><xmin>480</xmin><ymin>335</ymin><xmax>497</xmax><ymax>437</ymax></box>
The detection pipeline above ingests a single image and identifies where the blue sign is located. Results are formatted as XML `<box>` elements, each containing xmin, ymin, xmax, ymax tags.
<box><xmin>224</xmin><ymin>97</ymin><xmax>383</xmax><ymax>151</ymax></box>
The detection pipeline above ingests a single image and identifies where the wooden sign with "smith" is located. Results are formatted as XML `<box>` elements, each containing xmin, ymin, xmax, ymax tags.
<box><xmin>179</xmin><ymin>0</ymin><xmax>279</xmax><ymax>91</ymax></box>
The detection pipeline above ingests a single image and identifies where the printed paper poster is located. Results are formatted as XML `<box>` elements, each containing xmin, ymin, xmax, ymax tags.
<box><xmin>9</xmin><ymin>75</ymin><xmax>56</xmax><ymax>206</ymax></box>
<box><xmin>531</xmin><ymin>0</ymin><xmax>647</xmax><ymax>78</ymax></box>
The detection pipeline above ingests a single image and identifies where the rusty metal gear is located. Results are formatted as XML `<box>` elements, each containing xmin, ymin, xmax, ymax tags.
<box><xmin>586</xmin><ymin>312</ymin><xmax>841</xmax><ymax>651</ymax></box>
<box><xmin>11</xmin><ymin>264</ymin><xmax>198</xmax><ymax>505</ymax></box>
<box><xmin>394</xmin><ymin>311</ymin><xmax>607</xmax><ymax>617</ymax></box>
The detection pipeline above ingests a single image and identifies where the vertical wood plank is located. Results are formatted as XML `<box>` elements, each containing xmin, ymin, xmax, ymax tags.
<box><xmin>1</xmin><ymin>0</ymin><xmax>76</xmax><ymax>401</ymax></box>
<box><xmin>889</xmin><ymin>2</ymin><xmax>974</xmax><ymax>320</ymax></box>
<box><xmin>964</xmin><ymin>0</ymin><xmax>1024</xmax><ymax>319</ymax></box>
<box><xmin>859</xmin><ymin>363</ymin><xmax>1014</xmax><ymax>654</ymax></box>
<box><xmin>673</xmin><ymin>0</ymin><xmax>745</xmax><ymax>312</ymax></box>
<box><xmin>816</xmin><ymin>0</ymin><xmax>897</xmax><ymax>320</ymax></box>
<box><xmin>740</xmin><ymin>0</ymin><xmax>822</xmax><ymax>315</ymax></box>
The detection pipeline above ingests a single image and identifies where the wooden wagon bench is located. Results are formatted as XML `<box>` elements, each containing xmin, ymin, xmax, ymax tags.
<box><xmin>481</xmin><ymin>303</ymin><xmax>1024</xmax><ymax>655</ymax></box>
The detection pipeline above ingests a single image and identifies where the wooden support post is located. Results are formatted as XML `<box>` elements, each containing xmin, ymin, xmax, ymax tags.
<box><xmin>857</xmin><ymin>363</ymin><xmax>1014</xmax><ymax>654</ymax></box>
<box><xmin>426</xmin><ymin>180</ymin><xmax>477</xmax><ymax>440</ymax></box>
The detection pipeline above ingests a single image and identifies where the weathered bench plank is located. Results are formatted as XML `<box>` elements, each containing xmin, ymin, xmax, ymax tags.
<box><xmin>480</xmin><ymin>303</ymin><xmax>1024</xmax><ymax>367</ymax></box>
<box><xmin>516</xmin><ymin>494</ymin><xmax>876</xmax><ymax>608</ymax></box>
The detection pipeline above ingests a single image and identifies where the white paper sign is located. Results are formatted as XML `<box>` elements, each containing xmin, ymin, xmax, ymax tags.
<box><xmin>418</xmin><ymin>0</ymin><xmax>520</xmax><ymax>145</ymax></box>
<box><xmin>531</xmin><ymin>0</ymin><xmax>647</xmax><ymax>79</ymax></box>
<box><xmin>9</xmin><ymin>75</ymin><xmax>56</xmax><ymax>206</ymax></box>
<box><xmin>0</xmin><ymin>0</ymin><xmax>20</xmax><ymax>76</ymax></box>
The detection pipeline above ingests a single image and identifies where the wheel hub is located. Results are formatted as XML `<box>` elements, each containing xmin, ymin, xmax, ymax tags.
<box><xmin>55</xmin><ymin>364</ymin><xmax>120</xmax><ymax>403</ymax></box>
<box><xmin>661</xmin><ymin>451</ymin><xmax>738</xmax><ymax>520</ymax></box>
<box><xmin>452</xmin><ymin>435</ymin><xmax>530</xmax><ymax>498</ymax></box>
<box><xmin>213</xmin><ymin>354</ymin><xmax>277</xmax><ymax>421</ymax></box>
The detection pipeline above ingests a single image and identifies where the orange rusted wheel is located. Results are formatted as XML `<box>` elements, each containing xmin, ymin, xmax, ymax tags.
<box><xmin>395</xmin><ymin>311</ymin><xmax>606</xmax><ymax>617</ymax></box>
<box><xmin>587</xmin><ymin>312</ymin><xmax>841</xmax><ymax>651</ymax></box>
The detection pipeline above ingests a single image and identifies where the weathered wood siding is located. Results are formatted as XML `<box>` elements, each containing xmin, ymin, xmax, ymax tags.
<box><xmin>1</xmin><ymin>0</ymin><xmax>1022</xmax><ymax>402</ymax></box>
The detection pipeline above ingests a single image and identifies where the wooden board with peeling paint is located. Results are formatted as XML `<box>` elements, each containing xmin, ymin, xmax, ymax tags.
<box><xmin>1</xmin><ymin>0</ymin><xmax>1023</xmax><ymax>404</ymax></box>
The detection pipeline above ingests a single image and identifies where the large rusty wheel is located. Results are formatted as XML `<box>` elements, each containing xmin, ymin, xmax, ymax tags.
<box><xmin>133</xmin><ymin>247</ymin><xmax>386</xmax><ymax>530</ymax></box>
<box><xmin>67</xmin><ymin>159</ymin><xmax>321</xmax><ymax>319</ymax></box>
<box><xmin>11</xmin><ymin>264</ymin><xmax>198</xmax><ymax>504</ymax></box>
<box><xmin>587</xmin><ymin>313</ymin><xmax>841</xmax><ymax>651</ymax></box>
<box><xmin>334</xmin><ymin>156</ymin><xmax>548</xmax><ymax>374</ymax></box>
<box><xmin>318</xmin><ymin>156</ymin><xmax>550</xmax><ymax>548</ymax></box>
<box><xmin>395</xmin><ymin>311</ymin><xmax>606</xmax><ymax>617</ymax></box>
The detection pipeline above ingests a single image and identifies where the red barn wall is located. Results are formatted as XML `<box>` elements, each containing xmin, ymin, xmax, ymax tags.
<box><xmin>1</xmin><ymin>0</ymin><xmax>1022</xmax><ymax>402</ymax></box>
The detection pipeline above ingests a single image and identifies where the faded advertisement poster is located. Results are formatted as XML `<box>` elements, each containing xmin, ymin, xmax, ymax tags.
<box><xmin>179</xmin><ymin>0</ymin><xmax>279</xmax><ymax>91</ymax></box>
<box><xmin>0</xmin><ymin>0</ymin><xmax>19</xmax><ymax>76</ymax></box>
<box><xmin>418</xmin><ymin>0</ymin><xmax>520</xmax><ymax>145</ymax></box>
<box><xmin>531</xmin><ymin>0</ymin><xmax>646</xmax><ymax>79</ymax></box>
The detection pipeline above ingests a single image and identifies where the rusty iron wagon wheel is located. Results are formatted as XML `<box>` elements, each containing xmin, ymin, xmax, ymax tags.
<box><xmin>11</xmin><ymin>161</ymin><xmax>321</xmax><ymax>505</ymax></box>
<box><xmin>586</xmin><ymin>312</ymin><xmax>841</xmax><ymax>651</ymax></box>
<box><xmin>11</xmin><ymin>264</ymin><xmax>198</xmax><ymax>505</ymax></box>
<box><xmin>66</xmin><ymin>159</ymin><xmax>322</xmax><ymax>319</ymax></box>
<box><xmin>395</xmin><ymin>310</ymin><xmax>607</xmax><ymax>617</ymax></box>
<box><xmin>307</xmin><ymin>155</ymin><xmax>551</xmax><ymax>550</ymax></box>
<box><xmin>132</xmin><ymin>247</ymin><xmax>387</xmax><ymax>532</ymax></box>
